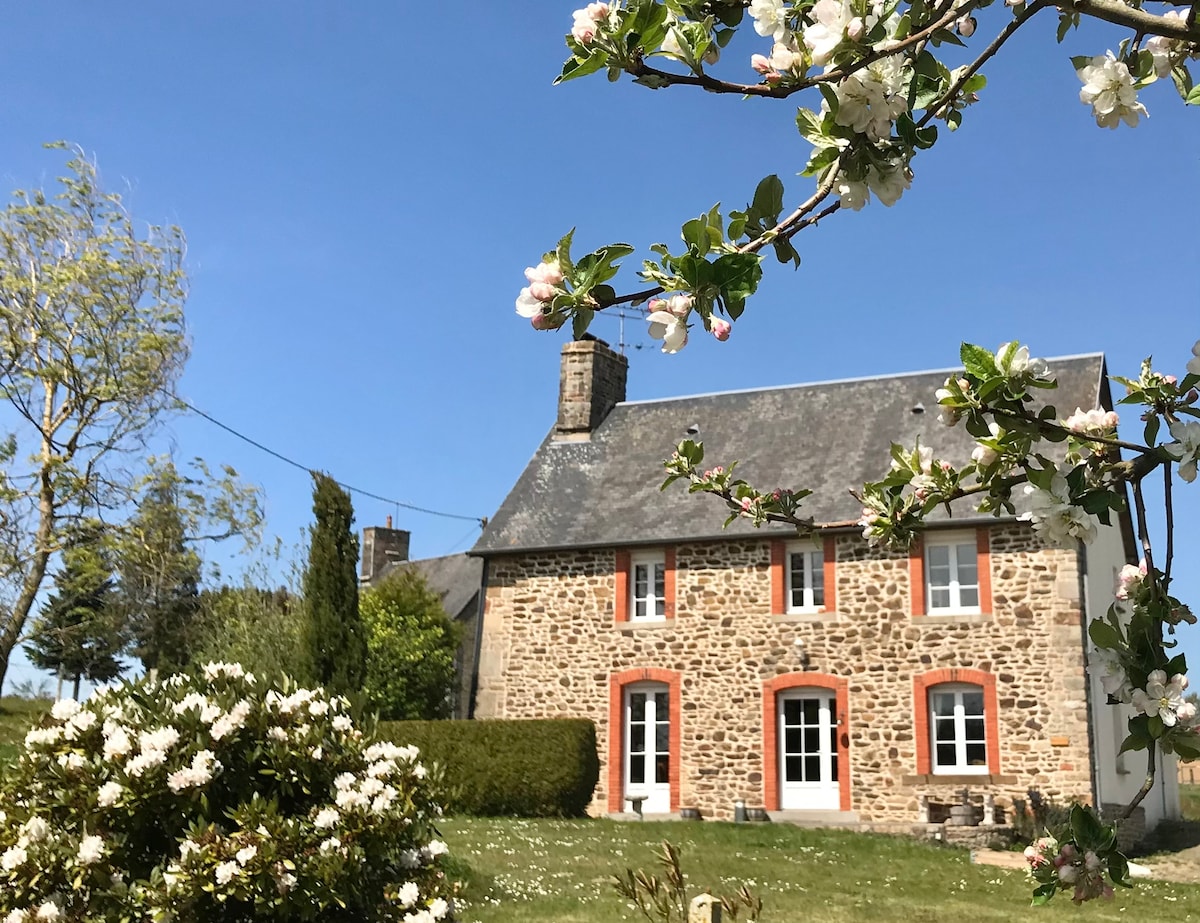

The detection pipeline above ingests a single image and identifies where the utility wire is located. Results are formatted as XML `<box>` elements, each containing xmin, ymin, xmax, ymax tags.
<box><xmin>175</xmin><ymin>397</ymin><xmax>487</xmax><ymax>527</ymax></box>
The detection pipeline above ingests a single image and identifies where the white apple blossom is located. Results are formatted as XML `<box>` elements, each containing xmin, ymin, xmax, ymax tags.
<box><xmin>835</xmin><ymin>176</ymin><xmax>870</xmax><ymax>211</ymax></box>
<box><xmin>1188</xmin><ymin>339</ymin><xmax>1200</xmax><ymax>377</ymax></box>
<box><xmin>236</xmin><ymin>845</ymin><xmax>257</xmax><ymax>866</ymax></box>
<box><xmin>1020</xmin><ymin>473</ymin><xmax>1099</xmax><ymax>546</ymax></box>
<box><xmin>33</xmin><ymin>904</ymin><xmax>57</xmax><ymax>923</ymax></box>
<box><xmin>77</xmin><ymin>834</ymin><xmax>104</xmax><ymax>865</ymax></box>
<box><xmin>23</xmin><ymin>726</ymin><xmax>61</xmax><ymax>748</ymax></box>
<box><xmin>515</xmin><ymin>287</ymin><xmax>543</xmax><ymax>318</ymax></box>
<box><xmin>268</xmin><ymin>726</ymin><xmax>288</xmax><ymax>741</ymax></box>
<box><xmin>971</xmin><ymin>422</ymin><xmax>1002</xmax><ymax>467</ymax></box>
<box><xmin>1088</xmin><ymin>646</ymin><xmax>1133</xmax><ymax>703</ymax></box>
<box><xmin>139</xmin><ymin>726</ymin><xmax>181</xmax><ymax>753</ymax></box>
<box><xmin>749</xmin><ymin>0</ymin><xmax>790</xmax><ymax>42</ymax></box>
<box><xmin>995</xmin><ymin>341</ymin><xmax>1049</xmax><ymax>379</ymax></box>
<box><xmin>1164</xmin><ymin>419</ymin><xmax>1200</xmax><ymax>482</ymax></box>
<box><xmin>4</xmin><ymin>910</ymin><xmax>28</xmax><ymax>923</ymax></box>
<box><xmin>63</xmin><ymin>710</ymin><xmax>97</xmax><ymax>739</ymax></box>
<box><xmin>429</xmin><ymin>897</ymin><xmax>450</xmax><ymax>920</ymax></box>
<box><xmin>102</xmin><ymin>725</ymin><xmax>132</xmax><ymax>760</ymax></box>
<box><xmin>423</xmin><ymin>839</ymin><xmax>450</xmax><ymax>860</ymax></box>
<box><xmin>126</xmin><ymin>747</ymin><xmax>169</xmax><ymax>777</ymax></box>
<box><xmin>866</xmin><ymin>159</ymin><xmax>911</xmax><ymax>207</ymax></box>
<box><xmin>211</xmin><ymin>699</ymin><xmax>252</xmax><ymax>741</ymax></box>
<box><xmin>332</xmin><ymin>715</ymin><xmax>353</xmax><ymax>732</ymax></box>
<box><xmin>1063</xmin><ymin>407</ymin><xmax>1119</xmax><ymax>435</ymax></box>
<box><xmin>22</xmin><ymin>818</ymin><xmax>49</xmax><ymax>843</ymax></box>
<box><xmin>1145</xmin><ymin>11</ymin><xmax>1187</xmax><ymax>78</ymax></box>
<box><xmin>647</xmin><ymin>310</ymin><xmax>689</xmax><ymax>354</ymax></box>
<box><xmin>1131</xmin><ymin>669</ymin><xmax>1186</xmax><ymax>726</ymax></box>
<box><xmin>56</xmin><ymin>752</ymin><xmax>85</xmax><ymax>771</ymax></box>
<box><xmin>167</xmin><ymin>749</ymin><xmax>220</xmax><ymax>792</ymax></box>
<box><xmin>710</xmin><ymin>318</ymin><xmax>732</xmax><ymax>341</ymax></box>
<box><xmin>1077</xmin><ymin>52</ymin><xmax>1148</xmax><ymax>129</ymax></box>
<box><xmin>314</xmin><ymin>807</ymin><xmax>340</xmax><ymax>829</ymax></box>
<box><xmin>1115</xmin><ymin>560</ymin><xmax>1147</xmax><ymax>600</ymax></box>
<box><xmin>804</xmin><ymin>0</ymin><xmax>852</xmax><ymax>65</ymax></box>
<box><xmin>97</xmin><ymin>781</ymin><xmax>124</xmax><ymax>807</ymax></box>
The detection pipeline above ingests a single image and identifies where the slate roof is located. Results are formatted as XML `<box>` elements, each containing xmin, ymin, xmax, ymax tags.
<box><xmin>473</xmin><ymin>354</ymin><xmax>1112</xmax><ymax>555</ymax></box>
<box><xmin>376</xmin><ymin>553</ymin><xmax>483</xmax><ymax>621</ymax></box>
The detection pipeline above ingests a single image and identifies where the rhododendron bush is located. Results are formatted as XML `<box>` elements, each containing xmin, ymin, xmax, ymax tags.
<box><xmin>516</xmin><ymin>0</ymin><xmax>1198</xmax><ymax>905</ymax></box>
<box><xmin>0</xmin><ymin>666</ymin><xmax>456</xmax><ymax>922</ymax></box>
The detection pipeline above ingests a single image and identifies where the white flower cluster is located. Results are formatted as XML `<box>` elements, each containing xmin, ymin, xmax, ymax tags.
<box><xmin>1</xmin><ymin>669</ymin><xmax>454</xmax><ymax>923</ymax></box>
<box><xmin>1165</xmin><ymin>419</ymin><xmax>1200</xmax><ymax>483</ymax></box>
<box><xmin>1131</xmin><ymin>670</ymin><xmax>1195</xmax><ymax>728</ymax></box>
<box><xmin>645</xmin><ymin>294</ymin><xmax>692</xmax><ymax>354</ymax></box>
<box><xmin>832</xmin><ymin>55</ymin><xmax>907</xmax><ymax>143</ymax></box>
<box><xmin>1076</xmin><ymin>52</ymin><xmax>1148</xmax><ymax>129</ymax></box>
<box><xmin>1063</xmin><ymin>407</ymin><xmax>1119</xmax><ymax>436</ymax></box>
<box><xmin>570</xmin><ymin>2</ymin><xmax>611</xmax><ymax>45</ymax></box>
<box><xmin>1019</xmin><ymin>472</ymin><xmax>1100</xmax><ymax>546</ymax></box>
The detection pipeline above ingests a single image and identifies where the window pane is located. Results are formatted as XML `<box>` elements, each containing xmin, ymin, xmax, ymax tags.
<box><xmin>784</xmin><ymin>728</ymin><xmax>802</xmax><ymax>755</ymax></box>
<box><xmin>804</xmin><ymin>755</ymin><xmax>820</xmax><ymax>781</ymax></box>
<box><xmin>934</xmin><ymin>718</ymin><xmax>957</xmax><ymax>743</ymax></box>
<box><xmin>630</xmin><ymin>693</ymin><xmax>646</xmax><ymax>721</ymax></box>
<box><xmin>654</xmin><ymin>692</ymin><xmax>668</xmax><ymax>713</ymax></box>
<box><xmin>958</xmin><ymin>587</ymin><xmax>979</xmax><ymax>608</ymax></box>
<box><xmin>802</xmin><ymin>699</ymin><xmax>819</xmax><ymax>723</ymax></box>
<box><xmin>932</xmin><ymin>693</ymin><xmax>956</xmax><ymax>717</ymax></box>
<box><xmin>655</xmin><ymin>597</ymin><xmax>665</xmax><ymax>617</ymax></box>
<box><xmin>964</xmin><ymin>719</ymin><xmax>986</xmax><ymax>745</ymax></box>
<box><xmin>634</xmin><ymin>565</ymin><xmax>648</xmax><ymax>594</ymax></box>
<box><xmin>803</xmin><ymin>727</ymin><xmax>819</xmax><ymax>754</ymax></box>
<box><xmin>630</xmin><ymin>724</ymin><xmax>645</xmax><ymax>754</ymax></box>
<box><xmin>810</xmin><ymin>553</ymin><xmax>825</xmax><ymax>606</ymax></box>
<box><xmin>791</xmin><ymin>587</ymin><xmax>805</xmax><ymax>609</ymax></box>
<box><xmin>928</xmin><ymin>545</ymin><xmax>950</xmax><ymax>567</ymax></box>
<box><xmin>785</xmin><ymin>755</ymin><xmax>802</xmax><ymax>781</ymax></box>
<box><xmin>655</xmin><ymin>753</ymin><xmax>669</xmax><ymax>784</ymax></box>
<box><xmin>790</xmin><ymin>553</ymin><xmax>806</xmax><ymax>589</ymax></box>
<box><xmin>635</xmin><ymin>599</ymin><xmax>646</xmax><ymax>619</ymax></box>
<box><xmin>935</xmin><ymin>743</ymin><xmax>956</xmax><ymax>767</ymax></box>
<box><xmin>962</xmin><ymin>692</ymin><xmax>984</xmax><ymax>716</ymax></box>
<box><xmin>828</xmin><ymin>724</ymin><xmax>839</xmax><ymax>782</ymax></box>
<box><xmin>930</xmin><ymin>587</ymin><xmax>951</xmax><ymax>609</ymax></box>
<box><xmin>655</xmin><ymin>722</ymin><xmax>669</xmax><ymax>754</ymax></box>
<box><xmin>630</xmin><ymin>758</ymin><xmax>644</xmax><ymax>784</ymax></box>
<box><xmin>955</xmin><ymin>545</ymin><xmax>977</xmax><ymax>581</ymax></box>
<box><xmin>966</xmin><ymin>743</ymin><xmax>987</xmax><ymax>766</ymax></box>
<box><xmin>654</xmin><ymin>564</ymin><xmax>665</xmax><ymax>598</ymax></box>
<box><xmin>783</xmin><ymin>699</ymin><xmax>802</xmax><ymax>724</ymax></box>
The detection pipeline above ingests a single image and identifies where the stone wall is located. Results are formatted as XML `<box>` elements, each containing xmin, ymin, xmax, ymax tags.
<box><xmin>474</xmin><ymin>523</ymin><xmax>1096</xmax><ymax>821</ymax></box>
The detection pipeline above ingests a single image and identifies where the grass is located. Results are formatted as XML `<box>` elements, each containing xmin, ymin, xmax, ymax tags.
<box><xmin>0</xmin><ymin>695</ymin><xmax>47</xmax><ymax>766</ymax></box>
<box><xmin>440</xmin><ymin>817</ymin><xmax>1200</xmax><ymax>923</ymax></box>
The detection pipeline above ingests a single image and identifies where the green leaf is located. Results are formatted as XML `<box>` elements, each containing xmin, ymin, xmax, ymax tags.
<box><xmin>572</xmin><ymin>307</ymin><xmax>594</xmax><ymax>340</ymax></box>
<box><xmin>556</xmin><ymin>229</ymin><xmax>576</xmax><ymax>277</ymax></box>
<box><xmin>1088</xmin><ymin>619</ymin><xmax>1122</xmax><ymax>650</ymax></box>
<box><xmin>682</xmin><ymin>217</ymin><xmax>710</xmax><ymax>255</ymax></box>
<box><xmin>1069</xmin><ymin>804</ymin><xmax>1104</xmax><ymax>848</ymax></box>
<box><xmin>555</xmin><ymin>50</ymin><xmax>609</xmax><ymax>85</ymax></box>
<box><xmin>1070</xmin><ymin>54</ymin><xmax>1093</xmax><ymax>72</ymax></box>
<box><xmin>711</xmin><ymin>253</ymin><xmax>763</xmax><ymax>320</ymax></box>
<box><xmin>960</xmin><ymin>342</ymin><xmax>995</xmax><ymax>380</ymax></box>
<box><xmin>1144</xmin><ymin>415</ymin><xmax>1160</xmax><ymax>446</ymax></box>
<box><xmin>1108</xmin><ymin>852</ymin><xmax>1133</xmax><ymax>887</ymax></box>
<box><xmin>1056</xmin><ymin>11</ymin><xmax>1079</xmax><ymax>43</ymax></box>
<box><xmin>1186</xmin><ymin>84</ymin><xmax>1200</xmax><ymax>105</ymax></box>
<box><xmin>1170</xmin><ymin>64</ymin><xmax>1194</xmax><ymax>100</ymax></box>
<box><xmin>751</xmin><ymin>175</ymin><xmax>785</xmax><ymax>221</ymax></box>
<box><xmin>795</xmin><ymin>109</ymin><xmax>829</xmax><ymax>146</ymax></box>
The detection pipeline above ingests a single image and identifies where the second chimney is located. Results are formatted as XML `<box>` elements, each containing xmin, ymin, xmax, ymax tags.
<box><xmin>361</xmin><ymin>525</ymin><xmax>411</xmax><ymax>584</ymax></box>
<box><xmin>556</xmin><ymin>336</ymin><xmax>628</xmax><ymax>439</ymax></box>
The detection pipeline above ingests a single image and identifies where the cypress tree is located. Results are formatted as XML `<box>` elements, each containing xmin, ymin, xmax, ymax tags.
<box><xmin>301</xmin><ymin>472</ymin><xmax>365</xmax><ymax>695</ymax></box>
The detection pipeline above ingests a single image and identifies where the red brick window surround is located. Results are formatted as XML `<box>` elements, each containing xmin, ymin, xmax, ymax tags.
<box><xmin>913</xmin><ymin>668</ymin><xmax>1000</xmax><ymax>775</ymax></box>
<box><xmin>762</xmin><ymin>672</ymin><xmax>851</xmax><ymax>812</ymax></box>
<box><xmin>607</xmin><ymin>668</ymin><xmax>682</xmax><ymax>813</ymax></box>
<box><xmin>615</xmin><ymin>548</ymin><xmax>676</xmax><ymax>622</ymax></box>
<box><xmin>909</xmin><ymin>528</ymin><xmax>992</xmax><ymax>616</ymax></box>
<box><xmin>770</xmin><ymin>536</ymin><xmax>836</xmax><ymax>615</ymax></box>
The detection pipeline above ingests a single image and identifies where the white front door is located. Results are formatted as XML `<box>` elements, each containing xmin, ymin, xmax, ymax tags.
<box><xmin>778</xmin><ymin>691</ymin><xmax>839</xmax><ymax>810</ymax></box>
<box><xmin>625</xmin><ymin>683</ymin><xmax>670</xmax><ymax>814</ymax></box>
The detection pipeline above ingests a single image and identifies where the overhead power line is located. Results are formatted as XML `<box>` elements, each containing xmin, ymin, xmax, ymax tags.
<box><xmin>175</xmin><ymin>397</ymin><xmax>487</xmax><ymax>527</ymax></box>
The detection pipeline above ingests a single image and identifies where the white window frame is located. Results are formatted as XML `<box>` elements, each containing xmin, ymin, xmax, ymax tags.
<box><xmin>929</xmin><ymin>683</ymin><xmax>989</xmax><ymax>775</ymax></box>
<box><xmin>624</xmin><ymin>682</ymin><xmax>671</xmax><ymax>813</ymax></box>
<box><xmin>785</xmin><ymin>540</ymin><xmax>825</xmax><ymax>613</ymax></box>
<box><xmin>924</xmin><ymin>530</ymin><xmax>981</xmax><ymax>614</ymax></box>
<box><xmin>630</xmin><ymin>551</ymin><xmax>667</xmax><ymax>622</ymax></box>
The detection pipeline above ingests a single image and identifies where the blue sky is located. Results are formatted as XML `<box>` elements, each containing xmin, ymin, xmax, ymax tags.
<box><xmin>0</xmin><ymin>3</ymin><xmax>1196</xmax><ymax>692</ymax></box>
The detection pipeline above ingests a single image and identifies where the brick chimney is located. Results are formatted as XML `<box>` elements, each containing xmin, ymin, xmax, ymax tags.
<box><xmin>361</xmin><ymin>518</ymin><xmax>410</xmax><ymax>584</ymax></box>
<box><xmin>556</xmin><ymin>336</ymin><xmax>628</xmax><ymax>439</ymax></box>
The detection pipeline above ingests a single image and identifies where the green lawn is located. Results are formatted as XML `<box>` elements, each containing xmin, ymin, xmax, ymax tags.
<box><xmin>440</xmin><ymin>817</ymin><xmax>1200</xmax><ymax>923</ymax></box>
<box><xmin>0</xmin><ymin>695</ymin><xmax>47</xmax><ymax>767</ymax></box>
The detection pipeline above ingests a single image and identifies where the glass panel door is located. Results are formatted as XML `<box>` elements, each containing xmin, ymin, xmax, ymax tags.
<box><xmin>778</xmin><ymin>691</ymin><xmax>838</xmax><ymax>810</ymax></box>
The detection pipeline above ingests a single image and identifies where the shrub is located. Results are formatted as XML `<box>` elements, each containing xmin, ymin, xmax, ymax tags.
<box><xmin>0</xmin><ymin>666</ymin><xmax>456</xmax><ymax>922</ymax></box>
<box><xmin>380</xmin><ymin>719</ymin><xmax>598</xmax><ymax>817</ymax></box>
<box><xmin>1011</xmin><ymin>789</ymin><xmax>1074</xmax><ymax>847</ymax></box>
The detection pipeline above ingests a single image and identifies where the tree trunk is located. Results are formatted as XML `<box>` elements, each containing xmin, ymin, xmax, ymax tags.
<box><xmin>72</xmin><ymin>673</ymin><xmax>81</xmax><ymax>701</ymax></box>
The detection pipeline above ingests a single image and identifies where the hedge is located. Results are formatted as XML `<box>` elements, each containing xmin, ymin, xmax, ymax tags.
<box><xmin>378</xmin><ymin>718</ymin><xmax>599</xmax><ymax>817</ymax></box>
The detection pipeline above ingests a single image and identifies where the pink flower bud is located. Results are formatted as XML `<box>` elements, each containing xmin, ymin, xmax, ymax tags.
<box><xmin>711</xmin><ymin>318</ymin><xmax>732</xmax><ymax>341</ymax></box>
<box><xmin>531</xmin><ymin>312</ymin><xmax>564</xmax><ymax>331</ymax></box>
<box><xmin>666</xmin><ymin>293</ymin><xmax>693</xmax><ymax>318</ymax></box>
<box><xmin>584</xmin><ymin>1</ymin><xmax>609</xmax><ymax>21</ymax></box>
<box><xmin>525</xmin><ymin>261</ymin><xmax>564</xmax><ymax>285</ymax></box>
<box><xmin>847</xmin><ymin>17</ymin><xmax>866</xmax><ymax>41</ymax></box>
<box><xmin>765</xmin><ymin>71</ymin><xmax>784</xmax><ymax>86</ymax></box>
<box><xmin>740</xmin><ymin>497</ymin><xmax>754</xmax><ymax>512</ymax></box>
<box><xmin>1165</xmin><ymin>374</ymin><xmax>1178</xmax><ymax>385</ymax></box>
<box><xmin>529</xmin><ymin>282</ymin><xmax>556</xmax><ymax>302</ymax></box>
<box><xmin>751</xmin><ymin>54</ymin><xmax>772</xmax><ymax>75</ymax></box>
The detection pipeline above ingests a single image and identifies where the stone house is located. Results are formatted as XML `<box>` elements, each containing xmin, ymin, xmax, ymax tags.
<box><xmin>469</xmin><ymin>337</ymin><xmax>1180</xmax><ymax>831</ymax></box>
<box><xmin>360</xmin><ymin>521</ymin><xmax>483</xmax><ymax>719</ymax></box>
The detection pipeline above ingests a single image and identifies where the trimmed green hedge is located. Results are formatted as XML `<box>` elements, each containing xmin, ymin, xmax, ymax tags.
<box><xmin>378</xmin><ymin>718</ymin><xmax>599</xmax><ymax>817</ymax></box>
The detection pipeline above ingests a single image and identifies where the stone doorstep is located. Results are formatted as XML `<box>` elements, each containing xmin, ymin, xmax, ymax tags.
<box><xmin>768</xmin><ymin>810</ymin><xmax>861</xmax><ymax>827</ymax></box>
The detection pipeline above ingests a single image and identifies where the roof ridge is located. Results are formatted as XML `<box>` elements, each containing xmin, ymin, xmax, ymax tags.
<box><xmin>619</xmin><ymin>352</ymin><xmax>1106</xmax><ymax>408</ymax></box>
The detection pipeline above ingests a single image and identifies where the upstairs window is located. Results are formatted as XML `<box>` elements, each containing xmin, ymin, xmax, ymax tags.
<box><xmin>631</xmin><ymin>553</ymin><xmax>666</xmax><ymax>621</ymax></box>
<box><xmin>925</xmin><ymin>533</ymin><xmax>980</xmax><ymax>614</ymax></box>
<box><xmin>786</xmin><ymin>542</ymin><xmax>825</xmax><ymax>612</ymax></box>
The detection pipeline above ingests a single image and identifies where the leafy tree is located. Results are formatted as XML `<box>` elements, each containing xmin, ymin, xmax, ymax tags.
<box><xmin>301</xmin><ymin>472</ymin><xmax>365</xmax><ymax>696</ymax></box>
<box><xmin>116</xmin><ymin>461</ymin><xmax>202</xmax><ymax>676</ymax></box>
<box><xmin>0</xmin><ymin>144</ymin><xmax>188</xmax><ymax>693</ymax></box>
<box><xmin>114</xmin><ymin>456</ymin><xmax>263</xmax><ymax>677</ymax></box>
<box><xmin>361</xmin><ymin>569</ymin><xmax>461</xmax><ymax>720</ymax></box>
<box><xmin>25</xmin><ymin>522</ymin><xmax>125</xmax><ymax>699</ymax></box>
<box><xmin>192</xmin><ymin>584</ymin><xmax>306</xmax><ymax>683</ymax></box>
